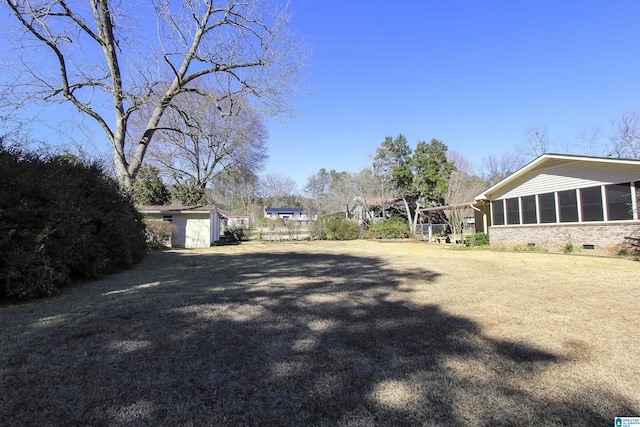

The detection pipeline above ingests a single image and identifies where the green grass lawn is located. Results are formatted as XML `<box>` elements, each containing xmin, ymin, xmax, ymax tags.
<box><xmin>1</xmin><ymin>240</ymin><xmax>639</xmax><ymax>426</ymax></box>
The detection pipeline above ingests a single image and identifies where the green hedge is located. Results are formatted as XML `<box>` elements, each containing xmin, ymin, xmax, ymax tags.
<box><xmin>366</xmin><ymin>216</ymin><xmax>411</xmax><ymax>239</ymax></box>
<box><xmin>309</xmin><ymin>218</ymin><xmax>361</xmax><ymax>240</ymax></box>
<box><xmin>325</xmin><ymin>218</ymin><xmax>361</xmax><ymax>240</ymax></box>
<box><xmin>466</xmin><ymin>232</ymin><xmax>489</xmax><ymax>247</ymax></box>
<box><xmin>0</xmin><ymin>148</ymin><xmax>147</xmax><ymax>300</ymax></box>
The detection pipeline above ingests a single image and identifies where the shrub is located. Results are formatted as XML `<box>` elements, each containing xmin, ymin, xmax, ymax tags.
<box><xmin>0</xmin><ymin>147</ymin><xmax>147</xmax><ymax>300</ymax></box>
<box><xmin>466</xmin><ymin>232</ymin><xmax>489</xmax><ymax>247</ymax></box>
<box><xmin>366</xmin><ymin>217</ymin><xmax>410</xmax><ymax>239</ymax></box>
<box><xmin>145</xmin><ymin>219</ymin><xmax>177</xmax><ymax>249</ymax></box>
<box><xmin>324</xmin><ymin>218</ymin><xmax>361</xmax><ymax>240</ymax></box>
<box><xmin>308</xmin><ymin>220</ymin><xmax>327</xmax><ymax>240</ymax></box>
<box><xmin>225</xmin><ymin>226</ymin><xmax>251</xmax><ymax>242</ymax></box>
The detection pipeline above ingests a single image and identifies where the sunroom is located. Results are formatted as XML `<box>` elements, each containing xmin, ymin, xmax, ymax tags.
<box><xmin>474</xmin><ymin>154</ymin><xmax>640</xmax><ymax>250</ymax></box>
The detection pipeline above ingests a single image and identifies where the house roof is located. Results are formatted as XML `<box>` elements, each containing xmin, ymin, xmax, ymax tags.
<box><xmin>138</xmin><ymin>205</ymin><xmax>225</xmax><ymax>215</ymax></box>
<box><xmin>354</xmin><ymin>197</ymin><xmax>402</xmax><ymax>206</ymax></box>
<box><xmin>474</xmin><ymin>153</ymin><xmax>640</xmax><ymax>201</ymax></box>
<box><xmin>265</xmin><ymin>207</ymin><xmax>317</xmax><ymax>213</ymax></box>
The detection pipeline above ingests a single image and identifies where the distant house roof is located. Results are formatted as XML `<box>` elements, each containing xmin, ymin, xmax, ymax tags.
<box><xmin>264</xmin><ymin>207</ymin><xmax>317</xmax><ymax>214</ymax></box>
<box><xmin>474</xmin><ymin>153</ymin><xmax>640</xmax><ymax>201</ymax></box>
<box><xmin>354</xmin><ymin>197</ymin><xmax>402</xmax><ymax>206</ymax></box>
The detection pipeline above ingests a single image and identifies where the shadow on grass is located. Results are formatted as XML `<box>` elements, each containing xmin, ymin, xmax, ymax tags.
<box><xmin>1</xmin><ymin>249</ymin><xmax>636</xmax><ymax>425</ymax></box>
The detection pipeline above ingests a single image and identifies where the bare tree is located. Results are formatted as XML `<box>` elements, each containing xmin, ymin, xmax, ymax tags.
<box><xmin>259</xmin><ymin>173</ymin><xmax>298</xmax><ymax>207</ymax></box>
<box><xmin>2</xmin><ymin>0</ymin><xmax>307</xmax><ymax>191</ymax></box>
<box><xmin>209</xmin><ymin>167</ymin><xmax>259</xmax><ymax>214</ymax></box>
<box><xmin>520</xmin><ymin>125</ymin><xmax>552</xmax><ymax>159</ymax></box>
<box><xmin>304</xmin><ymin>168</ymin><xmax>331</xmax><ymax>213</ymax></box>
<box><xmin>443</xmin><ymin>152</ymin><xmax>486</xmax><ymax>242</ymax></box>
<box><xmin>576</xmin><ymin>126</ymin><xmax>604</xmax><ymax>156</ymax></box>
<box><xmin>323</xmin><ymin>171</ymin><xmax>357</xmax><ymax>217</ymax></box>
<box><xmin>447</xmin><ymin>150</ymin><xmax>477</xmax><ymax>176</ymax></box>
<box><xmin>445</xmin><ymin>171</ymin><xmax>486</xmax><ymax>242</ymax></box>
<box><xmin>145</xmin><ymin>91</ymin><xmax>268</xmax><ymax>190</ymax></box>
<box><xmin>482</xmin><ymin>152</ymin><xmax>526</xmax><ymax>186</ymax></box>
<box><xmin>608</xmin><ymin>112</ymin><xmax>640</xmax><ymax>158</ymax></box>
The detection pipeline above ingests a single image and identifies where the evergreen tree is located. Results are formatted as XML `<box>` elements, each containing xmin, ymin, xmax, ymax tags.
<box><xmin>133</xmin><ymin>165</ymin><xmax>170</xmax><ymax>206</ymax></box>
<box><xmin>412</xmin><ymin>139</ymin><xmax>456</xmax><ymax>206</ymax></box>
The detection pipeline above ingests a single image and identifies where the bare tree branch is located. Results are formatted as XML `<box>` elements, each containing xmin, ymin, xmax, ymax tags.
<box><xmin>2</xmin><ymin>0</ymin><xmax>308</xmax><ymax>191</ymax></box>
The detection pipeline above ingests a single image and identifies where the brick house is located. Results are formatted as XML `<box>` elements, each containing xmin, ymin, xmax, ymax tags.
<box><xmin>473</xmin><ymin>153</ymin><xmax>640</xmax><ymax>251</ymax></box>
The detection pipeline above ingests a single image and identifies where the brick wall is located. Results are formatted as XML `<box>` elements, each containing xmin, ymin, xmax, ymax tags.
<box><xmin>489</xmin><ymin>222</ymin><xmax>640</xmax><ymax>251</ymax></box>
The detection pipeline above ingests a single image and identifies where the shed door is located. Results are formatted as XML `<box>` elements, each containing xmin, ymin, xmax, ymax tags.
<box><xmin>185</xmin><ymin>218</ymin><xmax>210</xmax><ymax>248</ymax></box>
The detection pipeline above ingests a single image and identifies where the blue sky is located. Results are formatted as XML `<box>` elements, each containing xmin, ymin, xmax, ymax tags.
<box><xmin>264</xmin><ymin>0</ymin><xmax>640</xmax><ymax>189</ymax></box>
<box><xmin>6</xmin><ymin>1</ymin><xmax>640</xmax><ymax>191</ymax></box>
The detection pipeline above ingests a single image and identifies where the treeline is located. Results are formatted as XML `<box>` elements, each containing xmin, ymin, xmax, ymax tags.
<box><xmin>0</xmin><ymin>146</ymin><xmax>147</xmax><ymax>300</ymax></box>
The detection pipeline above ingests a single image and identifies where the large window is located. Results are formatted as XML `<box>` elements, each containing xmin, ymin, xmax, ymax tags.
<box><xmin>491</xmin><ymin>180</ymin><xmax>638</xmax><ymax>227</ymax></box>
<box><xmin>606</xmin><ymin>183</ymin><xmax>633</xmax><ymax>220</ymax></box>
<box><xmin>636</xmin><ymin>181</ymin><xmax>640</xmax><ymax>218</ymax></box>
<box><xmin>558</xmin><ymin>190</ymin><xmax>578</xmax><ymax>223</ymax></box>
<box><xmin>538</xmin><ymin>192</ymin><xmax>556</xmax><ymax>223</ymax></box>
<box><xmin>580</xmin><ymin>186</ymin><xmax>604</xmax><ymax>222</ymax></box>
<box><xmin>521</xmin><ymin>195</ymin><xmax>537</xmax><ymax>224</ymax></box>
<box><xmin>492</xmin><ymin>200</ymin><xmax>505</xmax><ymax>225</ymax></box>
<box><xmin>506</xmin><ymin>198</ymin><xmax>520</xmax><ymax>224</ymax></box>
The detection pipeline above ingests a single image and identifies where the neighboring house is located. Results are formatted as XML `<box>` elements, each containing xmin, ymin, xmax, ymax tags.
<box><xmin>226</xmin><ymin>215</ymin><xmax>250</xmax><ymax>229</ymax></box>
<box><xmin>264</xmin><ymin>208</ymin><xmax>318</xmax><ymax>225</ymax></box>
<box><xmin>473</xmin><ymin>153</ymin><xmax>640</xmax><ymax>250</ymax></box>
<box><xmin>139</xmin><ymin>205</ymin><xmax>225</xmax><ymax>249</ymax></box>
<box><xmin>352</xmin><ymin>197</ymin><xmax>402</xmax><ymax>224</ymax></box>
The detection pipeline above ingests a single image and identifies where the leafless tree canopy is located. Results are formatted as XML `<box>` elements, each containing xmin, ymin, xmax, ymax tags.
<box><xmin>258</xmin><ymin>172</ymin><xmax>298</xmax><ymax>207</ymax></box>
<box><xmin>145</xmin><ymin>92</ymin><xmax>268</xmax><ymax>189</ymax></box>
<box><xmin>608</xmin><ymin>112</ymin><xmax>640</xmax><ymax>158</ymax></box>
<box><xmin>482</xmin><ymin>152</ymin><xmax>526</xmax><ymax>186</ymax></box>
<box><xmin>323</xmin><ymin>169</ymin><xmax>381</xmax><ymax>216</ymax></box>
<box><xmin>3</xmin><ymin>0</ymin><xmax>307</xmax><ymax>190</ymax></box>
<box><xmin>520</xmin><ymin>125</ymin><xmax>552</xmax><ymax>159</ymax></box>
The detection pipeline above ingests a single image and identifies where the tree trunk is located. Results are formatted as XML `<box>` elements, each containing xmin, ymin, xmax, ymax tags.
<box><xmin>413</xmin><ymin>202</ymin><xmax>421</xmax><ymax>236</ymax></box>
<box><xmin>402</xmin><ymin>197</ymin><xmax>413</xmax><ymax>233</ymax></box>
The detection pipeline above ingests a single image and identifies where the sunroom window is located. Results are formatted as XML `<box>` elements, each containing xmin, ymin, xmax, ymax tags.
<box><xmin>558</xmin><ymin>190</ymin><xmax>578</xmax><ymax>223</ymax></box>
<box><xmin>538</xmin><ymin>192</ymin><xmax>556</xmax><ymax>223</ymax></box>
<box><xmin>580</xmin><ymin>186</ymin><xmax>604</xmax><ymax>222</ymax></box>
<box><xmin>492</xmin><ymin>200</ymin><xmax>505</xmax><ymax>225</ymax></box>
<box><xmin>521</xmin><ymin>195</ymin><xmax>537</xmax><ymax>224</ymax></box>
<box><xmin>606</xmin><ymin>183</ymin><xmax>633</xmax><ymax>220</ymax></box>
<box><xmin>505</xmin><ymin>198</ymin><xmax>520</xmax><ymax>225</ymax></box>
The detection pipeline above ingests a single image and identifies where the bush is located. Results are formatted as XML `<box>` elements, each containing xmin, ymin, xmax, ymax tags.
<box><xmin>0</xmin><ymin>147</ymin><xmax>147</xmax><ymax>300</ymax></box>
<box><xmin>324</xmin><ymin>218</ymin><xmax>361</xmax><ymax>240</ymax></box>
<box><xmin>466</xmin><ymin>232</ymin><xmax>489</xmax><ymax>247</ymax></box>
<box><xmin>145</xmin><ymin>219</ymin><xmax>177</xmax><ymax>249</ymax></box>
<box><xmin>308</xmin><ymin>220</ymin><xmax>327</xmax><ymax>240</ymax></box>
<box><xmin>225</xmin><ymin>226</ymin><xmax>251</xmax><ymax>242</ymax></box>
<box><xmin>366</xmin><ymin>217</ymin><xmax>410</xmax><ymax>239</ymax></box>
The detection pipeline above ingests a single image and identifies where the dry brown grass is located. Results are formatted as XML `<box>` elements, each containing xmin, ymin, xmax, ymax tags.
<box><xmin>1</xmin><ymin>240</ymin><xmax>639</xmax><ymax>426</ymax></box>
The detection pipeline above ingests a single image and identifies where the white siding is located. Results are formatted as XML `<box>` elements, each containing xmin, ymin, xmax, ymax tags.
<box><xmin>171</xmin><ymin>216</ymin><xmax>188</xmax><ymax>247</ymax></box>
<box><xmin>494</xmin><ymin>161</ymin><xmax>640</xmax><ymax>199</ymax></box>
<box><xmin>185</xmin><ymin>218</ymin><xmax>210</xmax><ymax>248</ymax></box>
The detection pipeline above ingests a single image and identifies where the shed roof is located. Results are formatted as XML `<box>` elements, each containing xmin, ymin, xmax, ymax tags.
<box><xmin>138</xmin><ymin>205</ymin><xmax>225</xmax><ymax>215</ymax></box>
